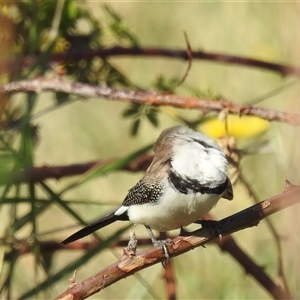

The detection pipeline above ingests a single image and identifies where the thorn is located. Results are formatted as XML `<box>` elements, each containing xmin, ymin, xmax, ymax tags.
<box><xmin>124</xmin><ymin>229</ymin><xmax>137</xmax><ymax>257</ymax></box>
<box><xmin>161</xmin><ymin>243</ymin><xmax>169</xmax><ymax>260</ymax></box>
<box><xmin>284</xmin><ymin>177</ymin><xmax>292</xmax><ymax>190</ymax></box>
<box><xmin>69</xmin><ymin>270</ymin><xmax>77</xmax><ymax>287</ymax></box>
<box><xmin>283</xmin><ymin>175</ymin><xmax>297</xmax><ymax>193</ymax></box>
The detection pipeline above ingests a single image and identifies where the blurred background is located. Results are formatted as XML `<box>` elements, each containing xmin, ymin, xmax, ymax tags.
<box><xmin>0</xmin><ymin>1</ymin><xmax>300</xmax><ymax>299</ymax></box>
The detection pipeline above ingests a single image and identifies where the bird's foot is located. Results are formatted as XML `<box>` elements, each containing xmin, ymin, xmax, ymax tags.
<box><xmin>195</xmin><ymin>220</ymin><xmax>223</xmax><ymax>244</ymax></box>
<box><xmin>153</xmin><ymin>238</ymin><xmax>173</xmax><ymax>260</ymax></box>
<box><xmin>152</xmin><ymin>238</ymin><xmax>173</xmax><ymax>268</ymax></box>
<box><xmin>145</xmin><ymin>226</ymin><xmax>173</xmax><ymax>259</ymax></box>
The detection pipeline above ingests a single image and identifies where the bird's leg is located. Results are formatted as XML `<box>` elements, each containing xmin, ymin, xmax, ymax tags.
<box><xmin>145</xmin><ymin>225</ymin><xmax>172</xmax><ymax>259</ymax></box>
<box><xmin>195</xmin><ymin>220</ymin><xmax>223</xmax><ymax>244</ymax></box>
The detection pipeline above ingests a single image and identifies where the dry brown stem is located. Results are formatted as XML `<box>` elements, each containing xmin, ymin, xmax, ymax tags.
<box><xmin>2</xmin><ymin>77</ymin><xmax>300</xmax><ymax>126</ymax></box>
<box><xmin>164</xmin><ymin>260</ymin><xmax>177</xmax><ymax>300</ymax></box>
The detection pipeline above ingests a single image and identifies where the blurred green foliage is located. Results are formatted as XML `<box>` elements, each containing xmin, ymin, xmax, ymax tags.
<box><xmin>0</xmin><ymin>1</ymin><xmax>148</xmax><ymax>298</ymax></box>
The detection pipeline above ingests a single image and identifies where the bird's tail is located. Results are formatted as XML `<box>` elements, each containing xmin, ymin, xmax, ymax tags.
<box><xmin>61</xmin><ymin>211</ymin><xmax>128</xmax><ymax>245</ymax></box>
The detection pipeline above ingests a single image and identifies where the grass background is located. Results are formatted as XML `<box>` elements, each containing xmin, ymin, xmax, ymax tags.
<box><xmin>2</xmin><ymin>1</ymin><xmax>300</xmax><ymax>299</ymax></box>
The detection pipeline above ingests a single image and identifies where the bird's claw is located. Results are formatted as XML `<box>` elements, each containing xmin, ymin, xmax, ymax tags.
<box><xmin>153</xmin><ymin>238</ymin><xmax>173</xmax><ymax>260</ymax></box>
<box><xmin>152</xmin><ymin>238</ymin><xmax>173</xmax><ymax>268</ymax></box>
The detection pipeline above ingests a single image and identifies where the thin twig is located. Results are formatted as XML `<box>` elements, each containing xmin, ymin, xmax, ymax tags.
<box><xmin>45</xmin><ymin>46</ymin><xmax>300</xmax><ymax>77</ymax></box>
<box><xmin>164</xmin><ymin>260</ymin><xmax>177</xmax><ymax>300</ymax></box>
<box><xmin>2</xmin><ymin>77</ymin><xmax>300</xmax><ymax>126</ymax></box>
<box><xmin>170</xmin><ymin>32</ymin><xmax>193</xmax><ymax>89</ymax></box>
<box><xmin>5</xmin><ymin>212</ymin><xmax>292</xmax><ymax>300</ymax></box>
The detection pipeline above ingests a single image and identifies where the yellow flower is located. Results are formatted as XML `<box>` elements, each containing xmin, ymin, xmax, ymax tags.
<box><xmin>198</xmin><ymin>115</ymin><xmax>269</xmax><ymax>140</ymax></box>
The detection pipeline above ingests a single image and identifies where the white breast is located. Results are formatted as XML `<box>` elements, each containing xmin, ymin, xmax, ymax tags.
<box><xmin>127</xmin><ymin>186</ymin><xmax>221</xmax><ymax>232</ymax></box>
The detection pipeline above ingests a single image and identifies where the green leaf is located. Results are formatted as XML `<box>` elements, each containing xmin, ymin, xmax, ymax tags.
<box><xmin>122</xmin><ymin>107</ymin><xmax>139</xmax><ymax>118</ymax></box>
<box><xmin>152</xmin><ymin>75</ymin><xmax>179</xmax><ymax>92</ymax></box>
<box><xmin>146</xmin><ymin>112</ymin><xmax>159</xmax><ymax>128</ymax></box>
<box><xmin>103</xmin><ymin>5</ymin><xmax>139</xmax><ymax>47</ymax></box>
<box><xmin>131</xmin><ymin>118</ymin><xmax>140</xmax><ymax>136</ymax></box>
<box><xmin>66</xmin><ymin>0</ymin><xmax>78</xmax><ymax>20</ymax></box>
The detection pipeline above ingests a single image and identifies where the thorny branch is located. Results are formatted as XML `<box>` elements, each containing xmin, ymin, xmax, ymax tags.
<box><xmin>46</xmin><ymin>46</ymin><xmax>300</xmax><ymax>77</ymax></box>
<box><xmin>2</xmin><ymin>77</ymin><xmax>300</xmax><ymax>126</ymax></box>
<box><xmin>54</xmin><ymin>182</ymin><xmax>300</xmax><ymax>300</ymax></box>
<box><xmin>3</xmin><ymin>222</ymin><xmax>290</xmax><ymax>300</ymax></box>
